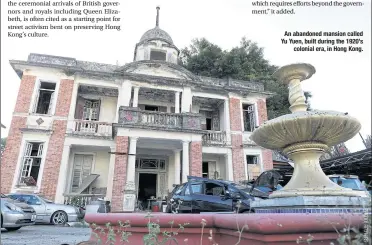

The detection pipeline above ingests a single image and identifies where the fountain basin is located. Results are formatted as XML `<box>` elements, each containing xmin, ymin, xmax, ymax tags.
<box><xmin>250</xmin><ymin>110</ymin><xmax>361</xmax><ymax>151</ymax></box>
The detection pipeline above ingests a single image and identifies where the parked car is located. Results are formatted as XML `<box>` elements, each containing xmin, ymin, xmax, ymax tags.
<box><xmin>7</xmin><ymin>193</ymin><xmax>83</xmax><ymax>225</ymax></box>
<box><xmin>328</xmin><ymin>174</ymin><xmax>370</xmax><ymax>196</ymax></box>
<box><xmin>1</xmin><ymin>193</ymin><xmax>36</xmax><ymax>231</ymax></box>
<box><xmin>167</xmin><ymin>170</ymin><xmax>282</xmax><ymax>214</ymax></box>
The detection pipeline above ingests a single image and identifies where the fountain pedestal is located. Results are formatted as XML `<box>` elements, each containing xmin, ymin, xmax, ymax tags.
<box><xmin>250</xmin><ymin>63</ymin><xmax>371</xmax><ymax>214</ymax></box>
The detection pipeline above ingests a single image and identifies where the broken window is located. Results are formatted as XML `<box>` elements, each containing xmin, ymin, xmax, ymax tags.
<box><xmin>243</xmin><ymin>104</ymin><xmax>256</xmax><ymax>132</ymax></box>
<box><xmin>19</xmin><ymin>142</ymin><xmax>44</xmax><ymax>185</ymax></box>
<box><xmin>246</xmin><ymin>155</ymin><xmax>259</xmax><ymax>165</ymax></box>
<box><xmin>34</xmin><ymin>82</ymin><xmax>56</xmax><ymax>115</ymax></box>
<box><xmin>150</xmin><ymin>50</ymin><xmax>166</xmax><ymax>61</ymax></box>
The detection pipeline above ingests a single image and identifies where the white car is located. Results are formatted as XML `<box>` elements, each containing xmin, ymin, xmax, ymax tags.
<box><xmin>7</xmin><ymin>193</ymin><xmax>83</xmax><ymax>225</ymax></box>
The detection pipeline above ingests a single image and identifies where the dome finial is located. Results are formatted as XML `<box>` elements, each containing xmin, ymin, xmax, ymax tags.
<box><xmin>156</xmin><ymin>6</ymin><xmax>160</xmax><ymax>27</ymax></box>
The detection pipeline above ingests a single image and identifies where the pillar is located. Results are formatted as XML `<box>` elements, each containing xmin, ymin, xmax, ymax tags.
<box><xmin>54</xmin><ymin>145</ymin><xmax>71</xmax><ymax>204</ymax></box>
<box><xmin>224</xmin><ymin>99</ymin><xmax>231</xmax><ymax>143</ymax></box>
<box><xmin>116</xmin><ymin>81</ymin><xmax>132</xmax><ymax>122</ymax></box>
<box><xmin>111</xmin><ymin>136</ymin><xmax>129</xmax><ymax>212</ymax></box>
<box><xmin>175</xmin><ymin>92</ymin><xmax>180</xmax><ymax>113</ymax></box>
<box><xmin>225</xmin><ymin>150</ymin><xmax>234</xmax><ymax>181</ymax></box>
<box><xmin>181</xmin><ymin>87</ymin><xmax>192</xmax><ymax>112</ymax></box>
<box><xmin>105</xmin><ymin>146</ymin><xmax>116</xmax><ymax>201</ymax></box>
<box><xmin>122</xmin><ymin>137</ymin><xmax>138</xmax><ymax>212</ymax></box>
<box><xmin>182</xmin><ymin>141</ymin><xmax>189</xmax><ymax>183</ymax></box>
<box><xmin>67</xmin><ymin>82</ymin><xmax>79</xmax><ymax>121</ymax></box>
<box><xmin>174</xmin><ymin>150</ymin><xmax>181</xmax><ymax>185</ymax></box>
<box><xmin>133</xmin><ymin>87</ymin><xmax>139</xmax><ymax>107</ymax></box>
<box><xmin>189</xmin><ymin>141</ymin><xmax>202</xmax><ymax>177</ymax></box>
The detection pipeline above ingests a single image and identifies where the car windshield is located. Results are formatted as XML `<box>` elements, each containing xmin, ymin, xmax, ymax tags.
<box><xmin>38</xmin><ymin>195</ymin><xmax>54</xmax><ymax>203</ymax></box>
<box><xmin>229</xmin><ymin>183</ymin><xmax>267</xmax><ymax>196</ymax></box>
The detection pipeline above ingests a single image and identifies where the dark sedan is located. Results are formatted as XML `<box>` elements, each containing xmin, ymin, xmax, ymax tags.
<box><xmin>167</xmin><ymin>170</ymin><xmax>282</xmax><ymax>214</ymax></box>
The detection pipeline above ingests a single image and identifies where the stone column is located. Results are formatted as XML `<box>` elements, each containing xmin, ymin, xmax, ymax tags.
<box><xmin>181</xmin><ymin>87</ymin><xmax>192</xmax><ymax>112</ymax></box>
<box><xmin>105</xmin><ymin>146</ymin><xmax>116</xmax><ymax>201</ymax></box>
<box><xmin>54</xmin><ymin>145</ymin><xmax>71</xmax><ymax>204</ymax></box>
<box><xmin>175</xmin><ymin>92</ymin><xmax>180</xmax><ymax>113</ymax></box>
<box><xmin>132</xmin><ymin>86</ymin><xmax>140</xmax><ymax>107</ymax></box>
<box><xmin>182</xmin><ymin>141</ymin><xmax>190</xmax><ymax>183</ymax></box>
<box><xmin>173</xmin><ymin>150</ymin><xmax>181</xmax><ymax>185</ymax></box>
<box><xmin>123</xmin><ymin>137</ymin><xmax>138</xmax><ymax>212</ymax></box>
<box><xmin>225</xmin><ymin>150</ymin><xmax>234</xmax><ymax>181</ymax></box>
<box><xmin>115</xmin><ymin>81</ymin><xmax>132</xmax><ymax>122</ymax></box>
<box><xmin>224</xmin><ymin>99</ymin><xmax>231</xmax><ymax>143</ymax></box>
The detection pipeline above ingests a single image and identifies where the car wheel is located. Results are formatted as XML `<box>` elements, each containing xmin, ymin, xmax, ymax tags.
<box><xmin>5</xmin><ymin>227</ymin><xmax>21</xmax><ymax>231</ymax></box>
<box><xmin>51</xmin><ymin>211</ymin><xmax>68</xmax><ymax>225</ymax></box>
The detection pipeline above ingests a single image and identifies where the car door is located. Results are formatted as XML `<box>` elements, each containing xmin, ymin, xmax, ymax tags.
<box><xmin>22</xmin><ymin>195</ymin><xmax>47</xmax><ymax>222</ymax></box>
<box><xmin>188</xmin><ymin>182</ymin><xmax>204</xmax><ymax>213</ymax></box>
<box><xmin>198</xmin><ymin>181</ymin><xmax>233</xmax><ymax>212</ymax></box>
<box><xmin>170</xmin><ymin>183</ymin><xmax>192</xmax><ymax>213</ymax></box>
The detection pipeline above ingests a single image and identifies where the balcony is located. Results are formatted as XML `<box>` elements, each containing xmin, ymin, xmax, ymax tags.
<box><xmin>67</xmin><ymin>120</ymin><xmax>112</xmax><ymax>137</ymax></box>
<box><xmin>117</xmin><ymin>106</ymin><xmax>202</xmax><ymax>131</ymax></box>
<box><xmin>202</xmin><ymin>131</ymin><xmax>231</xmax><ymax>146</ymax></box>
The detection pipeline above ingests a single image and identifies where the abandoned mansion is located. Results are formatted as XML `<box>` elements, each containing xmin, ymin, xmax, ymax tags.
<box><xmin>1</xmin><ymin>8</ymin><xmax>274</xmax><ymax>211</ymax></box>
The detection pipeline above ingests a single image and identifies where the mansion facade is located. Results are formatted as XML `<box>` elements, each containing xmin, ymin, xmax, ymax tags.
<box><xmin>1</xmin><ymin>8</ymin><xmax>273</xmax><ymax>211</ymax></box>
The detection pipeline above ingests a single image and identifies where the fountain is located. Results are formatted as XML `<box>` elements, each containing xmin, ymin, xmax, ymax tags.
<box><xmin>250</xmin><ymin>63</ymin><xmax>370</xmax><ymax>213</ymax></box>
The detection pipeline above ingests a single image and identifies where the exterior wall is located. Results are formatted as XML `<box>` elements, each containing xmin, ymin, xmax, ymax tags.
<box><xmin>92</xmin><ymin>151</ymin><xmax>110</xmax><ymax>189</ymax></box>
<box><xmin>229</xmin><ymin>97</ymin><xmax>246</xmax><ymax>181</ymax></box>
<box><xmin>257</xmin><ymin>99</ymin><xmax>268</xmax><ymax>125</ymax></box>
<box><xmin>262</xmin><ymin>149</ymin><xmax>274</xmax><ymax>171</ymax></box>
<box><xmin>0</xmin><ymin>117</ymin><xmax>27</xmax><ymax>193</ymax></box>
<box><xmin>1</xmin><ymin>74</ymin><xmax>36</xmax><ymax>193</ymax></box>
<box><xmin>111</xmin><ymin>136</ymin><xmax>129</xmax><ymax>212</ymax></box>
<box><xmin>39</xmin><ymin>120</ymin><xmax>67</xmax><ymax>200</ymax></box>
<box><xmin>138</xmin><ymin>99</ymin><xmax>174</xmax><ymax>113</ymax></box>
<box><xmin>99</xmin><ymin>97</ymin><xmax>118</xmax><ymax>122</ymax></box>
<box><xmin>14</xmin><ymin>75</ymin><xmax>37</xmax><ymax>113</ymax></box>
<box><xmin>39</xmin><ymin>78</ymin><xmax>74</xmax><ymax>200</ymax></box>
<box><xmin>135</xmin><ymin>40</ymin><xmax>178</xmax><ymax>64</ymax></box>
<box><xmin>189</xmin><ymin>141</ymin><xmax>202</xmax><ymax>176</ymax></box>
<box><xmin>55</xmin><ymin>79</ymin><xmax>74</xmax><ymax>117</ymax></box>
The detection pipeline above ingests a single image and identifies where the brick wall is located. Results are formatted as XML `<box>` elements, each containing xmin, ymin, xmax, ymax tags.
<box><xmin>257</xmin><ymin>99</ymin><xmax>273</xmax><ymax>171</ymax></box>
<box><xmin>111</xmin><ymin>136</ymin><xmax>129</xmax><ymax>212</ymax></box>
<box><xmin>55</xmin><ymin>79</ymin><xmax>74</xmax><ymax>117</ymax></box>
<box><xmin>229</xmin><ymin>98</ymin><xmax>242</xmax><ymax>131</ymax></box>
<box><xmin>40</xmin><ymin>120</ymin><xmax>68</xmax><ymax>200</ymax></box>
<box><xmin>262</xmin><ymin>149</ymin><xmax>273</xmax><ymax>170</ymax></box>
<box><xmin>229</xmin><ymin>97</ymin><xmax>245</xmax><ymax>181</ymax></box>
<box><xmin>189</xmin><ymin>141</ymin><xmax>202</xmax><ymax>176</ymax></box>
<box><xmin>0</xmin><ymin>117</ymin><xmax>27</xmax><ymax>193</ymax></box>
<box><xmin>231</xmin><ymin>134</ymin><xmax>245</xmax><ymax>181</ymax></box>
<box><xmin>257</xmin><ymin>99</ymin><xmax>268</xmax><ymax>125</ymax></box>
<box><xmin>14</xmin><ymin>75</ymin><xmax>37</xmax><ymax>113</ymax></box>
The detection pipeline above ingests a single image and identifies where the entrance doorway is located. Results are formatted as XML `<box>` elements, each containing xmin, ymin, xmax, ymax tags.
<box><xmin>138</xmin><ymin>173</ymin><xmax>157</xmax><ymax>208</ymax></box>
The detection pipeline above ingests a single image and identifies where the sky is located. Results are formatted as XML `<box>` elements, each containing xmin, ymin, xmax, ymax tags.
<box><xmin>1</xmin><ymin>0</ymin><xmax>371</xmax><ymax>152</ymax></box>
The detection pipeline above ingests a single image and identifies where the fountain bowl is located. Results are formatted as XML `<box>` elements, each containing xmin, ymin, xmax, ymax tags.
<box><xmin>250</xmin><ymin>110</ymin><xmax>361</xmax><ymax>152</ymax></box>
<box><xmin>273</xmin><ymin>63</ymin><xmax>316</xmax><ymax>83</ymax></box>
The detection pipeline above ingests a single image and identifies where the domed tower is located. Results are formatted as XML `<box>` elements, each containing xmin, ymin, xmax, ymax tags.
<box><xmin>133</xmin><ymin>7</ymin><xmax>179</xmax><ymax>64</ymax></box>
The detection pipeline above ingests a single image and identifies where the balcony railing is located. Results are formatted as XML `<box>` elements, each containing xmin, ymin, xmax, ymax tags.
<box><xmin>202</xmin><ymin>131</ymin><xmax>231</xmax><ymax>146</ymax></box>
<box><xmin>118</xmin><ymin>106</ymin><xmax>202</xmax><ymax>131</ymax></box>
<box><xmin>68</xmin><ymin>120</ymin><xmax>112</xmax><ymax>137</ymax></box>
<box><xmin>63</xmin><ymin>193</ymin><xmax>105</xmax><ymax>207</ymax></box>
